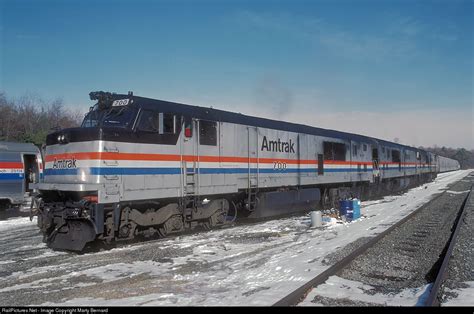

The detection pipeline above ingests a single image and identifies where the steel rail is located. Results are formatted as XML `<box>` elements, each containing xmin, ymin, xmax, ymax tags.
<box><xmin>424</xmin><ymin>186</ymin><xmax>472</xmax><ymax>306</ymax></box>
<box><xmin>272</xmin><ymin>190</ymin><xmax>451</xmax><ymax>306</ymax></box>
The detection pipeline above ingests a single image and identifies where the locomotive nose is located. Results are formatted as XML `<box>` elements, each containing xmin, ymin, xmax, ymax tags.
<box><xmin>36</xmin><ymin>201</ymin><xmax>98</xmax><ymax>251</ymax></box>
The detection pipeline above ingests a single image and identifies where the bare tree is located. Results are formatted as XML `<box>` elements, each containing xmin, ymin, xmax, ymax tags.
<box><xmin>0</xmin><ymin>91</ymin><xmax>83</xmax><ymax>145</ymax></box>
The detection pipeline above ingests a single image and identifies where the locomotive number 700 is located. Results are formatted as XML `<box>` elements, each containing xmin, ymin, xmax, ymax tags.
<box><xmin>273</xmin><ymin>161</ymin><xmax>287</xmax><ymax>170</ymax></box>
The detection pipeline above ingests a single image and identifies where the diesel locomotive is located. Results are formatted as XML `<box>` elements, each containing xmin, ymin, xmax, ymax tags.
<box><xmin>30</xmin><ymin>91</ymin><xmax>460</xmax><ymax>251</ymax></box>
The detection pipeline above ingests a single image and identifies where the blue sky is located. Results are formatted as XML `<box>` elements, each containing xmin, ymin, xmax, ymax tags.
<box><xmin>1</xmin><ymin>0</ymin><xmax>473</xmax><ymax>148</ymax></box>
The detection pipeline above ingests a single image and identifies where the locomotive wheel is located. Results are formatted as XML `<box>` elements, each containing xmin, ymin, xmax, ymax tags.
<box><xmin>157</xmin><ymin>226</ymin><xmax>167</xmax><ymax>238</ymax></box>
<box><xmin>201</xmin><ymin>220</ymin><xmax>212</xmax><ymax>231</ymax></box>
<box><xmin>158</xmin><ymin>215</ymin><xmax>184</xmax><ymax>237</ymax></box>
<box><xmin>118</xmin><ymin>221</ymin><xmax>137</xmax><ymax>240</ymax></box>
<box><xmin>202</xmin><ymin>209</ymin><xmax>227</xmax><ymax>230</ymax></box>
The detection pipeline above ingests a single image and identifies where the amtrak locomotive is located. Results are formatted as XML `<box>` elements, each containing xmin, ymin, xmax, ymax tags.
<box><xmin>31</xmin><ymin>91</ymin><xmax>460</xmax><ymax>251</ymax></box>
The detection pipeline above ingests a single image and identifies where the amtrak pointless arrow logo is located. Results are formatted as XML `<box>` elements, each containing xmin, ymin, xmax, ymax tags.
<box><xmin>261</xmin><ymin>136</ymin><xmax>295</xmax><ymax>153</ymax></box>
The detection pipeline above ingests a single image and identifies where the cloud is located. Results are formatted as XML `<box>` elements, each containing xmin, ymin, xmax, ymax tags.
<box><xmin>284</xmin><ymin>108</ymin><xmax>474</xmax><ymax>150</ymax></box>
<box><xmin>388</xmin><ymin>16</ymin><xmax>425</xmax><ymax>37</ymax></box>
<box><xmin>388</xmin><ymin>14</ymin><xmax>459</xmax><ymax>42</ymax></box>
<box><xmin>218</xmin><ymin>99</ymin><xmax>473</xmax><ymax>149</ymax></box>
<box><xmin>234</xmin><ymin>10</ymin><xmax>458</xmax><ymax>62</ymax></box>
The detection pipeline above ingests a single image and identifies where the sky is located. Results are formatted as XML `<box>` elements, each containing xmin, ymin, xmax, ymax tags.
<box><xmin>1</xmin><ymin>0</ymin><xmax>473</xmax><ymax>149</ymax></box>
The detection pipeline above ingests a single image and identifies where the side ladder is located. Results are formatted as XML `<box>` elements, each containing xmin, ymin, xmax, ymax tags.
<box><xmin>183</xmin><ymin>160</ymin><xmax>199</xmax><ymax>216</ymax></box>
<box><xmin>247</xmin><ymin>178</ymin><xmax>259</xmax><ymax>211</ymax></box>
<box><xmin>247</xmin><ymin>126</ymin><xmax>259</xmax><ymax>211</ymax></box>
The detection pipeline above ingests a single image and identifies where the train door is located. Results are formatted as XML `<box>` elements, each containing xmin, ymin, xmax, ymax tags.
<box><xmin>351</xmin><ymin>140</ymin><xmax>358</xmax><ymax>182</ymax></box>
<box><xmin>318</xmin><ymin>154</ymin><xmax>324</xmax><ymax>175</ymax></box>
<box><xmin>198</xmin><ymin>119</ymin><xmax>219</xmax><ymax>194</ymax></box>
<box><xmin>181</xmin><ymin>117</ymin><xmax>200</xmax><ymax>199</ymax></box>
<box><xmin>401</xmin><ymin>149</ymin><xmax>405</xmax><ymax>176</ymax></box>
<box><xmin>297</xmin><ymin>133</ymin><xmax>308</xmax><ymax>185</ymax></box>
<box><xmin>415</xmin><ymin>151</ymin><xmax>419</xmax><ymax>174</ymax></box>
<box><xmin>372</xmin><ymin>146</ymin><xmax>380</xmax><ymax>182</ymax></box>
<box><xmin>22</xmin><ymin>154</ymin><xmax>38</xmax><ymax>193</ymax></box>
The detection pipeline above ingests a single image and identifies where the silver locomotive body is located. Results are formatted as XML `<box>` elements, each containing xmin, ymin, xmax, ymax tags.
<box><xmin>31</xmin><ymin>91</ymin><xmax>456</xmax><ymax>251</ymax></box>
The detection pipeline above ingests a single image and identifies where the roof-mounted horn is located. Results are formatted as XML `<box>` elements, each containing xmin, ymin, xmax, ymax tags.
<box><xmin>89</xmin><ymin>91</ymin><xmax>116</xmax><ymax>110</ymax></box>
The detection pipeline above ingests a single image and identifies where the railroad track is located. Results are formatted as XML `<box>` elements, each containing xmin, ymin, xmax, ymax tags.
<box><xmin>424</xmin><ymin>187</ymin><xmax>472</xmax><ymax>306</ymax></box>
<box><xmin>274</xmin><ymin>177</ymin><xmax>473</xmax><ymax>307</ymax></box>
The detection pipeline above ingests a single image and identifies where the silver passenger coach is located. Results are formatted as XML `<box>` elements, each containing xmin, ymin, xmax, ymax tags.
<box><xmin>0</xmin><ymin>142</ymin><xmax>42</xmax><ymax>209</ymax></box>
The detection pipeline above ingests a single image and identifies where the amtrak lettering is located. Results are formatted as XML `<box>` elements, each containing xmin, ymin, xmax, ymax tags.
<box><xmin>52</xmin><ymin>157</ymin><xmax>77</xmax><ymax>169</ymax></box>
<box><xmin>261</xmin><ymin>136</ymin><xmax>295</xmax><ymax>153</ymax></box>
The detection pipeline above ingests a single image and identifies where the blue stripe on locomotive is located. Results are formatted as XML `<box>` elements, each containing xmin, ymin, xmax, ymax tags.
<box><xmin>41</xmin><ymin>167</ymin><xmax>405</xmax><ymax>176</ymax></box>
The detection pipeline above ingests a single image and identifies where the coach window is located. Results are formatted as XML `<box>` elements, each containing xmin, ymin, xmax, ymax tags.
<box><xmin>324</xmin><ymin>142</ymin><xmax>346</xmax><ymax>161</ymax></box>
<box><xmin>353</xmin><ymin>144</ymin><xmax>358</xmax><ymax>156</ymax></box>
<box><xmin>392</xmin><ymin>150</ymin><xmax>401</xmax><ymax>163</ymax></box>
<box><xmin>199</xmin><ymin>120</ymin><xmax>217</xmax><ymax>146</ymax></box>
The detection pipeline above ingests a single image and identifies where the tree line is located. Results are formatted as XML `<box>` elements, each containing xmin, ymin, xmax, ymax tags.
<box><xmin>0</xmin><ymin>92</ymin><xmax>82</xmax><ymax>146</ymax></box>
<box><xmin>1</xmin><ymin>91</ymin><xmax>473</xmax><ymax>169</ymax></box>
<box><xmin>420</xmin><ymin>146</ymin><xmax>474</xmax><ymax>170</ymax></box>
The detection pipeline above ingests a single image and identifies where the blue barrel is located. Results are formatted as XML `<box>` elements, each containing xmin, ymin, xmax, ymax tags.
<box><xmin>339</xmin><ymin>200</ymin><xmax>351</xmax><ymax>218</ymax></box>
<box><xmin>346</xmin><ymin>206</ymin><xmax>354</xmax><ymax>222</ymax></box>
<box><xmin>352</xmin><ymin>199</ymin><xmax>361</xmax><ymax>220</ymax></box>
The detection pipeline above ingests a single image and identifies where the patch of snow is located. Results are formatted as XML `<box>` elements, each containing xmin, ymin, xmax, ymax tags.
<box><xmin>442</xmin><ymin>282</ymin><xmax>474</xmax><ymax>306</ymax></box>
<box><xmin>23</xmin><ymin>250</ymin><xmax>68</xmax><ymax>261</ymax></box>
<box><xmin>445</xmin><ymin>190</ymin><xmax>471</xmax><ymax>194</ymax></box>
<box><xmin>76</xmin><ymin>261</ymin><xmax>169</xmax><ymax>282</ymax></box>
<box><xmin>0</xmin><ymin>217</ymin><xmax>36</xmax><ymax>232</ymax></box>
<box><xmin>299</xmin><ymin>276</ymin><xmax>431</xmax><ymax>306</ymax></box>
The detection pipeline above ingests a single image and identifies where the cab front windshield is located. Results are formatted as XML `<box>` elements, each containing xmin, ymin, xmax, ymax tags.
<box><xmin>81</xmin><ymin>105</ymin><xmax>137</xmax><ymax>128</ymax></box>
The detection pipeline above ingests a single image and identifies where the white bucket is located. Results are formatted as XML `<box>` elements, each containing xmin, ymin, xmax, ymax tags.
<box><xmin>310</xmin><ymin>211</ymin><xmax>322</xmax><ymax>228</ymax></box>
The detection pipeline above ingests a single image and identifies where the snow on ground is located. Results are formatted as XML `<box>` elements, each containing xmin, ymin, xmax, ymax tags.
<box><xmin>0</xmin><ymin>170</ymin><xmax>472</xmax><ymax>306</ymax></box>
<box><xmin>0</xmin><ymin>216</ymin><xmax>36</xmax><ymax>232</ymax></box>
<box><xmin>299</xmin><ymin>276</ymin><xmax>432</xmax><ymax>306</ymax></box>
<box><xmin>442</xmin><ymin>282</ymin><xmax>474</xmax><ymax>306</ymax></box>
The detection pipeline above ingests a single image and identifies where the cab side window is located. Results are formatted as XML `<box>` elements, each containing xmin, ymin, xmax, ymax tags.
<box><xmin>199</xmin><ymin>120</ymin><xmax>217</xmax><ymax>146</ymax></box>
<box><xmin>137</xmin><ymin>110</ymin><xmax>159</xmax><ymax>132</ymax></box>
<box><xmin>136</xmin><ymin>111</ymin><xmax>177</xmax><ymax>134</ymax></box>
<box><xmin>163</xmin><ymin>113</ymin><xmax>175</xmax><ymax>133</ymax></box>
